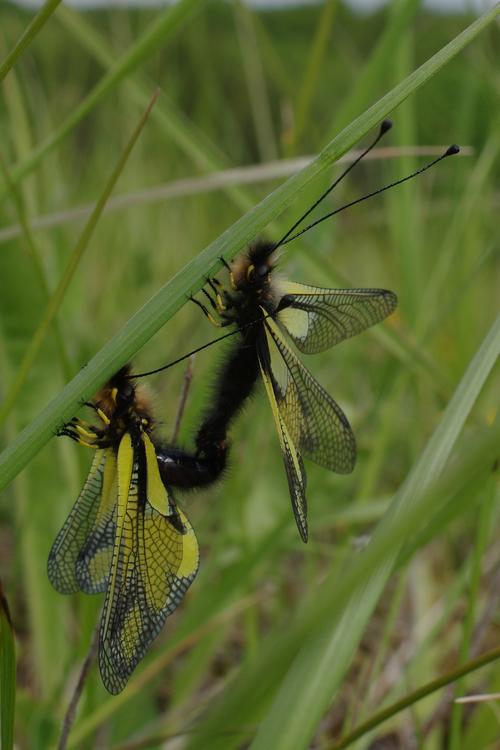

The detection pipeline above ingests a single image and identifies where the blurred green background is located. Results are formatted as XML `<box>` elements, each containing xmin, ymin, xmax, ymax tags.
<box><xmin>0</xmin><ymin>1</ymin><xmax>498</xmax><ymax>748</ymax></box>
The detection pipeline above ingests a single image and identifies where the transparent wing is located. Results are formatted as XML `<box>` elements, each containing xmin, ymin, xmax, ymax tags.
<box><xmin>98</xmin><ymin>434</ymin><xmax>199</xmax><ymax>694</ymax></box>
<box><xmin>262</xmin><ymin>317</ymin><xmax>356</xmax><ymax>474</ymax></box>
<box><xmin>275</xmin><ymin>281</ymin><xmax>398</xmax><ymax>354</ymax></box>
<box><xmin>76</xmin><ymin>452</ymin><xmax>118</xmax><ymax>594</ymax></box>
<box><xmin>48</xmin><ymin>449</ymin><xmax>107</xmax><ymax>594</ymax></box>
<box><xmin>259</xmin><ymin>355</ymin><xmax>308</xmax><ymax>542</ymax></box>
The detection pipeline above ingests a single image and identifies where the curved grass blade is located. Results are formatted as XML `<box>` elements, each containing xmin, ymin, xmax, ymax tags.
<box><xmin>333</xmin><ymin>641</ymin><xmax>500</xmax><ymax>750</ymax></box>
<box><xmin>0</xmin><ymin>4</ymin><xmax>497</xmax><ymax>493</ymax></box>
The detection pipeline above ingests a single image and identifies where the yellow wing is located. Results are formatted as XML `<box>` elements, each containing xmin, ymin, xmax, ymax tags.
<box><xmin>48</xmin><ymin>449</ymin><xmax>114</xmax><ymax>594</ymax></box>
<box><xmin>76</xmin><ymin>451</ymin><xmax>118</xmax><ymax>594</ymax></box>
<box><xmin>274</xmin><ymin>280</ymin><xmax>397</xmax><ymax>354</ymax></box>
<box><xmin>98</xmin><ymin>432</ymin><xmax>199</xmax><ymax>694</ymax></box>
<box><xmin>259</xmin><ymin>355</ymin><xmax>308</xmax><ymax>542</ymax></box>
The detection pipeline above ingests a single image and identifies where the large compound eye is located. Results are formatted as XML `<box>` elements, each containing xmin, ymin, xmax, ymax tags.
<box><xmin>116</xmin><ymin>382</ymin><xmax>134</xmax><ymax>407</ymax></box>
<box><xmin>256</xmin><ymin>264</ymin><xmax>269</xmax><ymax>278</ymax></box>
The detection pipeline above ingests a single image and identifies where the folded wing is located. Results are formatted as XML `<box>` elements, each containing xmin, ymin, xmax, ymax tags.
<box><xmin>48</xmin><ymin>449</ymin><xmax>110</xmax><ymax>594</ymax></box>
<box><xmin>76</xmin><ymin>451</ymin><xmax>118</xmax><ymax>594</ymax></box>
<box><xmin>259</xmin><ymin>354</ymin><xmax>308</xmax><ymax>542</ymax></box>
<box><xmin>262</xmin><ymin>317</ymin><xmax>356</xmax><ymax>474</ymax></box>
<box><xmin>98</xmin><ymin>432</ymin><xmax>199</xmax><ymax>694</ymax></box>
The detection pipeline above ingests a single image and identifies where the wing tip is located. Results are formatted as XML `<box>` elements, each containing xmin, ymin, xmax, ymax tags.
<box><xmin>384</xmin><ymin>289</ymin><xmax>398</xmax><ymax>314</ymax></box>
<box><xmin>99</xmin><ymin>645</ymin><xmax>129</xmax><ymax>695</ymax></box>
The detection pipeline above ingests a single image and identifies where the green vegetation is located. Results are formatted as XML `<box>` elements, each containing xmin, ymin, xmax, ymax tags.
<box><xmin>0</xmin><ymin>1</ymin><xmax>498</xmax><ymax>748</ymax></box>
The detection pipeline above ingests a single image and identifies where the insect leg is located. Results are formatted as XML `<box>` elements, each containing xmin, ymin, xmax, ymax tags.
<box><xmin>189</xmin><ymin>295</ymin><xmax>227</xmax><ymax>328</ymax></box>
<box><xmin>82</xmin><ymin>400</ymin><xmax>99</xmax><ymax>412</ymax></box>
<box><xmin>56</xmin><ymin>425</ymin><xmax>97</xmax><ymax>449</ymax></box>
<box><xmin>219</xmin><ymin>257</ymin><xmax>232</xmax><ymax>272</ymax></box>
<box><xmin>205</xmin><ymin>277</ymin><xmax>229</xmax><ymax>312</ymax></box>
<box><xmin>96</xmin><ymin>408</ymin><xmax>110</xmax><ymax>426</ymax></box>
<box><xmin>201</xmin><ymin>287</ymin><xmax>219</xmax><ymax>312</ymax></box>
<box><xmin>219</xmin><ymin>256</ymin><xmax>237</xmax><ymax>290</ymax></box>
<box><xmin>81</xmin><ymin>400</ymin><xmax>110</xmax><ymax>426</ymax></box>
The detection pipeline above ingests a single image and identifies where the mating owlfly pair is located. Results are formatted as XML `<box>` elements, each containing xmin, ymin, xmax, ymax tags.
<box><xmin>50</xmin><ymin>121</ymin><xmax>459</xmax><ymax>692</ymax></box>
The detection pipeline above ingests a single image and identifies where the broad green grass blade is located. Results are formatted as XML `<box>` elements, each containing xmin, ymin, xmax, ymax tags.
<box><xmin>0</xmin><ymin>5</ymin><xmax>497</xmax><ymax>493</ymax></box>
<box><xmin>0</xmin><ymin>91</ymin><xmax>158</xmax><ymax>428</ymax></box>
<box><xmin>0</xmin><ymin>582</ymin><xmax>15</xmax><ymax>750</ymax></box>
<box><xmin>2</xmin><ymin>0</ymin><xmax>204</xmax><ymax>197</ymax></box>
<box><xmin>0</xmin><ymin>0</ymin><xmax>62</xmax><ymax>82</ymax></box>
<box><xmin>248</xmin><ymin>314</ymin><xmax>500</xmax><ymax>750</ymax></box>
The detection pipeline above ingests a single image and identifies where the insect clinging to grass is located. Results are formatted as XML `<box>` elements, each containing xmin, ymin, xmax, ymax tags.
<box><xmin>49</xmin><ymin>365</ymin><xmax>228</xmax><ymax>693</ymax></box>
<box><xmin>187</xmin><ymin>122</ymin><xmax>459</xmax><ymax>541</ymax></box>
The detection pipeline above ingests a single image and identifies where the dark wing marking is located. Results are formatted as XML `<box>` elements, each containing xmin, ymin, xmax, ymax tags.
<box><xmin>48</xmin><ymin>449</ymin><xmax>107</xmax><ymax>594</ymax></box>
<box><xmin>98</xmin><ymin>434</ymin><xmax>199</xmax><ymax>694</ymax></box>
<box><xmin>275</xmin><ymin>281</ymin><xmax>398</xmax><ymax>354</ymax></box>
<box><xmin>263</xmin><ymin>317</ymin><xmax>356</xmax><ymax>474</ymax></box>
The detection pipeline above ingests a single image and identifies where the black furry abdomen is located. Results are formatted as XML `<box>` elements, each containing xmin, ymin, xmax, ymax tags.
<box><xmin>156</xmin><ymin>326</ymin><xmax>261</xmax><ymax>493</ymax></box>
<box><xmin>157</xmin><ymin>445</ymin><xmax>227</xmax><ymax>490</ymax></box>
<box><xmin>195</xmin><ymin>328</ymin><xmax>260</xmax><ymax>456</ymax></box>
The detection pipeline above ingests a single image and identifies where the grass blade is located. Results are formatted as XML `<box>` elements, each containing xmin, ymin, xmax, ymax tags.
<box><xmin>248</xmin><ymin>311</ymin><xmax>499</xmax><ymax>750</ymax></box>
<box><xmin>0</xmin><ymin>4</ymin><xmax>497</xmax><ymax>494</ymax></box>
<box><xmin>0</xmin><ymin>154</ymin><xmax>71</xmax><ymax>379</ymax></box>
<box><xmin>333</xmin><ymin>641</ymin><xmax>500</xmax><ymax>750</ymax></box>
<box><xmin>53</xmin><ymin>3</ymin><xmax>252</xmax><ymax>212</ymax></box>
<box><xmin>182</xmin><ymin>418</ymin><xmax>500</xmax><ymax>750</ymax></box>
<box><xmin>0</xmin><ymin>0</ymin><xmax>62</xmax><ymax>82</ymax></box>
<box><xmin>0</xmin><ymin>90</ymin><xmax>159</xmax><ymax>427</ymax></box>
<box><xmin>2</xmin><ymin>0</ymin><xmax>204</xmax><ymax>198</ymax></box>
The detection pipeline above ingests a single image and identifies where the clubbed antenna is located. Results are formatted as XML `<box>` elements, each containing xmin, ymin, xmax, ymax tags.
<box><xmin>272</xmin><ymin>119</ymin><xmax>393</xmax><ymax>251</ymax></box>
<box><xmin>281</xmin><ymin>144</ymin><xmax>460</xmax><ymax>246</ymax></box>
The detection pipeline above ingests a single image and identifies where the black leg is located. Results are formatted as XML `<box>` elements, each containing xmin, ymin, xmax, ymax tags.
<box><xmin>202</xmin><ymin>287</ymin><xmax>218</xmax><ymax>311</ymax></box>
<box><xmin>56</xmin><ymin>426</ymin><xmax>80</xmax><ymax>441</ymax></box>
<box><xmin>190</xmin><ymin>295</ymin><xmax>211</xmax><ymax>318</ymax></box>
<box><xmin>82</xmin><ymin>401</ymin><xmax>99</xmax><ymax>413</ymax></box>
<box><xmin>206</xmin><ymin>277</ymin><xmax>221</xmax><ymax>296</ymax></box>
<box><xmin>219</xmin><ymin>256</ymin><xmax>232</xmax><ymax>273</ymax></box>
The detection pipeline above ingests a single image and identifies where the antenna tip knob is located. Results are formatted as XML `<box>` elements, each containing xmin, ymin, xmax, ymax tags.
<box><xmin>446</xmin><ymin>144</ymin><xmax>460</xmax><ymax>156</ymax></box>
<box><xmin>380</xmin><ymin>119</ymin><xmax>393</xmax><ymax>134</ymax></box>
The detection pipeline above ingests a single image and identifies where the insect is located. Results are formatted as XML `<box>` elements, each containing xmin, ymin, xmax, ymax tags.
<box><xmin>188</xmin><ymin>125</ymin><xmax>459</xmax><ymax>541</ymax></box>
<box><xmin>48</xmin><ymin>365</ymin><xmax>224</xmax><ymax>694</ymax></box>
<box><xmin>194</xmin><ymin>244</ymin><xmax>397</xmax><ymax>542</ymax></box>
